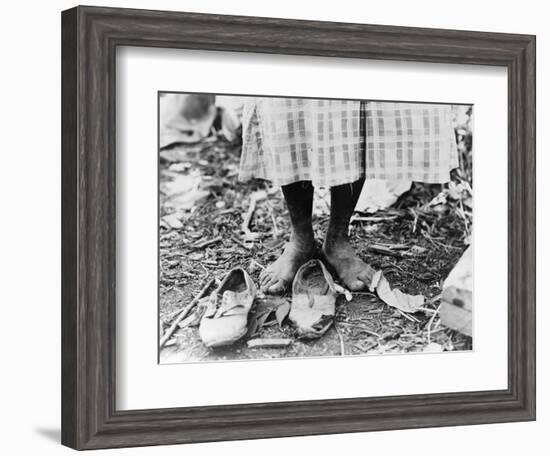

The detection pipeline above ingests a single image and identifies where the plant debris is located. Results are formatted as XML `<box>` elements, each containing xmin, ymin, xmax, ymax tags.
<box><xmin>369</xmin><ymin>270</ymin><xmax>425</xmax><ymax>313</ymax></box>
<box><xmin>247</xmin><ymin>338</ymin><xmax>292</xmax><ymax>349</ymax></box>
<box><xmin>159</xmin><ymin>105</ymin><xmax>473</xmax><ymax>363</ymax></box>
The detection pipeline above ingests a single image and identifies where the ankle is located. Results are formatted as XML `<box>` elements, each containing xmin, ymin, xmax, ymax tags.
<box><xmin>323</xmin><ymin>233</ymin><xmax>350</xmax><ymax>254</ymax></box>
<box><xmin>289</xmin><ymin>231</ymin><xmax>315</xmax><ymax>251</ymax></box>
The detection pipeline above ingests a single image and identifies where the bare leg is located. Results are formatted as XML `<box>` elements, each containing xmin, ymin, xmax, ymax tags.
<box><xmin>260</xmin><ymin>181</ymin><xmax>316</xmax><ymax>294</ymax></box>
<box><xmin>322</xmin><ymin>178</ymin><xmax>375</xmax><ymax>290</ymax></box>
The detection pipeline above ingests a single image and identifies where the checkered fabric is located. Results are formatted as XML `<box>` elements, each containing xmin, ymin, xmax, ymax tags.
<box><xmin>239</xmin><ymin>98</ymin><xmax>458</xmax><ymax>188</ymax></box>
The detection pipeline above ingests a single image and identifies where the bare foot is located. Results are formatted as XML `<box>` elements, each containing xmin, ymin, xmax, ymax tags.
<box><xmin>260</xmin><ymin>240</ymin><xmax>315</xmax><ymax>295</ymax></box>
<box><xmin>322</xmin><ymin>239</ymin><xmax>375</xmax><ymax>291</ymax></box>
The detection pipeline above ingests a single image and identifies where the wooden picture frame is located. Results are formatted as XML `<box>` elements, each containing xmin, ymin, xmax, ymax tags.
<box><xmin>61</xmin><ymin>5</ymin><xmax>536</xmax><ymax>450</ymax></box>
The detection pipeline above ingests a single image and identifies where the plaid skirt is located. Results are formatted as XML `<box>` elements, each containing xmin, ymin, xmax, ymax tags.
<box><xmin>239</xmin><ymin>98</ymin><xmax>459</xmax><ymax>188</ymax></box>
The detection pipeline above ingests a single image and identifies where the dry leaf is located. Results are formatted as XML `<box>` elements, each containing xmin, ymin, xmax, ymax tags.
<box><xmin>275</xmin><ymin>301</ymin><xmax>291</xmax><ymax>327</ymax></box>
<box><xmin>371</xmin><ymin>271</ymin><xmax>424</xmax><ymax>313</ymax></box>
<box><xmin>355</xmin><ymin>180</ymin><xmax>412</xmax><ymax>213</ymax></box>
<box><xmin>162</xmin><ymin>214</ymin><xmax>183</xmax><ymax>229</ymax></box>
<box><xmin>247</xmin><ymin>317</ymin><xmax>258</xmax><ymax>338</ymax></box>
<box><xmin>254</xmin><ymin>310</ymin><xmax>274</xmax><ymax>334</ymax></box>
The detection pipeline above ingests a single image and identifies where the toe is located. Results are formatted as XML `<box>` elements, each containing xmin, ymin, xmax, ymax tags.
<box><xmin>260</xmin><ymin>270</ymin><xmax>273</xmax><ymax>286</ymax></box>
<box><xmin>267</xmin><ymin>280</ymin><xmax>286</xmax><ymax>295</ymax></box>
<box><xmin>347</xmin><ymin>279</ymin><xmax>366</xmax><ymax>291</ymax></box>
<box><xmin>358</xmin><ymin>269</ymin><xmax>374</xmax><ymax>284</ymax></box>
<box><xmin>261</xmin><ymin>275</ymin><xmax>278</xmax><ymax>292</ymax></box>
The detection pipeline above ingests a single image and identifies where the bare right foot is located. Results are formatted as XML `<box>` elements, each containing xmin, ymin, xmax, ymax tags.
<box><xmin>322</xmin><ymin>238</ymin><xmax>376</xmax><ymax>291</ymax></box>
<box><xmin>260</xmin><ymin>240</ymin><xmax>315</xmax><ymax>295</ymax></box>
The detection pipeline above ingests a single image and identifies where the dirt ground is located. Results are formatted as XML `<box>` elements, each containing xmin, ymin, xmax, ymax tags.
<box><xmin>159</xmin><ymin>134</ymin><xmax>472</xmax><ymax>364</ymax></box>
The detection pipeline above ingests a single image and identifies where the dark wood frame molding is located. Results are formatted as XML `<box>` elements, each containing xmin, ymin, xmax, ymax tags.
<box><xmin>61</xmin><ymin>5</ymin><xmax>536</xmax><ymax>449</ymax></box>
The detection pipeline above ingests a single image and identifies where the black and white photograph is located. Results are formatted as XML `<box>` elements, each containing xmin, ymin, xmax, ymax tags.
<box><xmin>158</xmin><ymin>93</ymin><xmax>473</xmax><ymax>363</ymax></box>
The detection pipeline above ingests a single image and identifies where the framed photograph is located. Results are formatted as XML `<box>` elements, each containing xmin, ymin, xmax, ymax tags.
<box><xmin>61</xmin><ymin>5</ymin><xmax>536</xmax><ymax>450</ymax></box>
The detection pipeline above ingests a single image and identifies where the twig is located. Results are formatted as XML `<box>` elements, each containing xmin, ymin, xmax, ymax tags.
<box><xmin>426</xmin><ymin>293</ymin><xmax>442</xmax><ymax>306</ymax></box>
<box><xmin>241</xmin><ymin>191</ymin><xmax>266</xmax><ymax>239</ymax></box>
<box><xmin>421</xmin><ymin>229</ymin><xmax>439</xmax><ymax>248</ymax></box>
<box><xmin>376</xmin><ymin>243</ymin><xmax>410</xmax><ymax>250</ymax></box>
<box><xmin>427</xmin><ymin>302</ymin><xmax>442</xmax><ymax>344</ymax></box>
<box><xmin>159</xmin><ymin>278</ymin><xmax>216</xmax><ymax>348</ymax></box>
<box><xmin>386</xmin><ymin>263</ymin><xmax>418</xmax><ymax>279</ymax></box>
<box><xmin>163</xmin><ymin>296</ymin><xmax>200</xmax><ymax>322</ymax></box>
<box><xmin>369</xmin><ymin>244</ymin><xmax>402</xmax><ymax>257</ymax></box>
<box><xmin>197</xmin><ymin>261</ymin><xmax>210</xmax><ymax>275</ymax></box>
<box><xmin>230</xmin><ymin>235</ymin><xmax>250</xmax><ymax>250</ymax></box>
<box><xmin>396</xmin><ymin>308</ymin><xmax>420</xmax><ymax>323</ymax></box>
<box><xmin>410</xmin><ymin>209</ymin><xmax>419</xmax><ymax>234</ymax></box>
<box><xmin>189</xmin><ymin>236</ymin><xmax>222</xmax><ymax>251</ymax></box>
<box><xmin>203</xmin><ymin>260</ymin><xmax>219</xmax><ymax>266</ymax></box>
<box><xmin>267</xmin><ymin>203</ymin><xmax>281</xmax><ymax>238</ymax></box>
<box><xmin>250</xmin><ymin>259</ymin><xmax>265</xmax><ymax>271</ymax></box>
<box><xmin>262</xmin><ymin>182</ymin><xmax>281</xmax><ymax>238</ymax></box>
<box><xmin>458</xmin><ymin>198</ymin><xmax>471</xmax><ymax>238</ymax></box>
<box><xmin>178</xmin><ymin>270</ymin><xmax>197</xmax><ymax>278</ymax></box>
<box><xmin>334</xmin><ymin>323</ymin><xmax>346</xmax><ymax>356</ymax></box>
<box><xmin>241</xmin><ymin>196</ymin><xmax>256</xmax><ymax>232</ymax></box>
<box><xmin>419</xmin><ymin>307</ymin><xmax>437</xmax><ymax>314</ymax></box>
<box><xmin>247</xmin><ymin>338</ymin><xmax>292</xmax><ymax>349</ymax></box>
<box><xmin>218</xmin><ymin>208</ymin><xmax>237</xmax><ymax>216</ymax></box>
<box><xmin>351</xmin><ymin>215</ymin><xmax>398</xmax><ymax>223</ymax></box>
<box><xmin>338</xmin><ymin>321</ymin><xmax>380</xmax><ymax>338</ymax></box>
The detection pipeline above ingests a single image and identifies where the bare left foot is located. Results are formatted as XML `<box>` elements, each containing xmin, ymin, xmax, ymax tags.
<box><xmin>322</xmin><ymin>239</ymin><xmax>375</xmax><ymax>291</ymax></box>
<box><xmin>259</xmin><ymin>238</ymin><xmax>315</xmax><ymax>295</ymax></box>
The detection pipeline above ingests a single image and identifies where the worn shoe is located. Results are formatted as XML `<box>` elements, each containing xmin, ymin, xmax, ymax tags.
<box><xmin>199</xmin><ymin>268</ymin><xmax>256</xmax><ymax>347</ymax></box>
<box><xmin>289</xmin><ymin>259</ymin><xmax>337</xmax><ymax>339</ymax></box>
